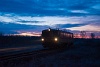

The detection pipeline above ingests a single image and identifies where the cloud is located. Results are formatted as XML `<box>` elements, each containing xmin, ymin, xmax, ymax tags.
<box><xmin>67</xmin><ymin>25</ymin><xmax>100</xmax><ymax>31</ymax></box>
<box><xmin>70</xmin><ymin>10</ymin><xmax>88</xmax><ymax>14</ymax></box>
<box><xmin>0</xmin><ymin>0</ymin><xmax>99</xmax><ymax>16</ymax></box>
<box><xmin>0</xmin><ymin>0</ymin><xmax>100</xmax><ymax>35</ymax></box>
<box><xmin>0</xmin><ymin>22</ymin><xmax>49</xmax><ymax>34</ymax></box>
<box><xmin>0</xmin><ymin>12</ymin><xmax>99</xmax><ymax>26</ymax></box>
<box><xmin>0</xmin><ymin>13</ymin><xmax>100</xmax><ymax>34</ymax></box>
<box><xmin>54</xmin><ymin>24</ymin><xmax>87</xmax><ymax>28</ymax></box>
<box><xmin>14</xmin><ymin>31</ymin><xmax>41</xmax><ymax>36</ymax></box>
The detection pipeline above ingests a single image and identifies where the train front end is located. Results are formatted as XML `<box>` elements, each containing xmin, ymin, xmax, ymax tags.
<box><xmin>41</xmin><ymin>28</ymin><xmax>59</xmax><ymax>48</ymax></box>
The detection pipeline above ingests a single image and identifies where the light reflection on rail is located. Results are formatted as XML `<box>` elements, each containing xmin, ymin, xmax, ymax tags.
<box><xmin>0</xmin><ymin>44</ymin><xmax>44</xmax><ymax>56</ymax></box>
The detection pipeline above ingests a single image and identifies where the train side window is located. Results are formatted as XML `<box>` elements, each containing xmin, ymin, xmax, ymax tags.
<box><xmin>70</xmin><ymin>34</ymin><xmax>71</xmax><ymax>38</ymax></box>
<box><xmin>70</xmin><ymin>34</ymin><xmax>72</xmax><ymax>38</ymax></box>
<box><xmin>62</xmin><ymin>33</ymin><xmax>64</xmax><ymax>37</ymax></box>
<box><xmin>66</xmin><ymin>33</ymin><xmax>67</xmax><ymax>37</ymax></box>
<box><xmin>67</xmin><ymin>34</ymin><xmax>68</xmax><ymax>38</ymax></box>
<box><xmin>69</xmin><ymin>34</ymin><xmax>70</xmax><ymax>38</ymax></box>
<box><xmin>64</xmin><ymin>33</ymin><xmax>66</xmax><ymax>36</ymax></box>
<box><xmin>68</xmin><ymin>34</ymin><xmax>70</xmax><ymax>38</ymax></box>
<box><xmin>65</xmin><ymin>33</ymin><xmax>67</xmax><ymax>38</ymax></box>
<box><xmin>65</xmin><ymin>33</ymin><xmax>66</xmax><ymax>37</ymax></box>
<box><xmin>63</xmin><ymin>33</ymin><xmax>65</xmax><ymax>37</ymax></box>
<box><xmin>71</xmin><ymin>34</ymin><xmax>72</xmax><ymax>38</ymax></box>
<box><xmin>66</xmin><ymin>33</ymin><xmax>68</xmax><ymax>38</ymax></box>
<box><xmin>71</xmin><ymin>34</ymin><xmax>73</xmax><ymax>38</ymax></box>
<box><xmin>63</xmin><ymin>33</ymin><xmax>64</xmax><ymax>37</ymax></box>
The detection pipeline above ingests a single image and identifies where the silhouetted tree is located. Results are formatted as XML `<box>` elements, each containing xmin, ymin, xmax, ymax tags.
<box><xmin>91</xmin><ymin>33</ymin><xmax>95</xmax><ymax>39</ymax></box>
<box><xmin>80</xmin><ymin>31</ymin><xmax>86</xmax><ymax>38</ymax></box>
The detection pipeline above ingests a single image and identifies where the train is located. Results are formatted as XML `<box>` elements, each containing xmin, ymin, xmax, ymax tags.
<box><xmin>41</xmin><ymin>28</ymin><xmax>73</xmax><ymax>48</ymax></box>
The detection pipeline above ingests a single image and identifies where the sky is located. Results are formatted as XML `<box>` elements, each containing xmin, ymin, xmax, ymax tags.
<box><xmin>0</xmin><ymin>0</ymin><xmax>100</xmax><ymax>36</ymax></box>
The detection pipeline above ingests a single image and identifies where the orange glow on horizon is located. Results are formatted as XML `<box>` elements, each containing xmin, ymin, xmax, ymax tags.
<box><xmin>13</xmin><ymin>32</ymin><xmax>41</xmax><ymax>36</ymax></box>
<box><xmin>74</xmin><ymin>34</ymin><xmax>100</xmax><ymax>39</ymax></box>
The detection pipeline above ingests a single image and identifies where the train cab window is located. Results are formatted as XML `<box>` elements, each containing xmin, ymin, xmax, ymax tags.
<box><xmin>58</xmin><ymin>32</ymin><xmax>60</xmax><ymax>36</ymax></box>
<box><xmin>42</xmin><ymin>31</ymin><xmax>53</xmax><ymax>37</ymax></box>
<box><xmin>53</xmin><ymin>31</ymin><xmax>58</xmax><ymax>36</ymax></box>
<box><xmin>60</xmin><ymin>32</ymin><xmax>63</xmax><ymax>38</ymax></box>
<box><xmin>42</xmin><ymin>30</ymin><xmax>59</xmax><ymax>37</ymax></box>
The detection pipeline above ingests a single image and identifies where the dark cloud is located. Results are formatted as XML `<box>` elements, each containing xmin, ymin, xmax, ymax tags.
<box><xmin>17</xmin><ymin>20</ymin><xmax>44</xmax><ymax>23</ymax></box>
<box><xmin>55</xmin><ymin>24</ymin><xmax>87</xmax><ymax>28</ymax></box>
<box><xmin>0</xmin><ymin>0</ymin><xmax>99</xmax><ymax>16</ymax></box>
<box><xmin>0</xmin><ymin>0</ymin><xmax>38</xmax><ymax>16</ymax></box>
<box><xmin>0</xmin><ymin>22</ymin><xmax>48</xmax><ymax>34</ymax></box>
<box><xmin>87</xmin><ymin>8</ymin><xmax>100</xmax><ymax>15</ymax></box>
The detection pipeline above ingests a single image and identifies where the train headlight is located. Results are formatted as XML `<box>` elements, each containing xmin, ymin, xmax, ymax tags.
<box><xmin>48</xmin><ymin>29</ymin><xmax>50</xmax><ymax>31</ymax></box>
<box><xmin>41</xmin><ymin>38</ymin><xmax>44</xmax><ymax>41</ymax></box>
<box><xmin>54</xmin><ymin>38</ymin><xmax>58</xmax><ymax>41</ymax></box>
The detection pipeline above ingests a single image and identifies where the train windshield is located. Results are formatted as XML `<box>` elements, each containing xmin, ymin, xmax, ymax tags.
<box><xmin>42</xmin><ymin>30</ymin><xmax>58</xmax><ymax>37</ymax></box>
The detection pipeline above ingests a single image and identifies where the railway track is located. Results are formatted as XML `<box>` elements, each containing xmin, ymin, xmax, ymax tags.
<box><xmin>0</xmin><ymin>49</ymin><xmax>45</xmax><ymax>61</ymax></box>
<box><xmin>0</xmin><ymin>47</ymin><xmax>66</xmax><ymax>62</ymax></box>
<box><xmin>0</xmin><ymin>46</ymin><xmax>70</xmax><ymax>67</ymax></box>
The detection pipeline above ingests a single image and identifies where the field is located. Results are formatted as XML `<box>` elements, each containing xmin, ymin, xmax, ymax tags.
<box><xmin>37</xmin><ymin>39</ymin><xmax>100</xmax><ymax>67</ymax></box>
<box><xmin>0</xmin><ymin>36</ymin><xmax>41</xmax><ymax>48</ymax></box>
<box><xmin>0</xmin><ymin>36</ymin><xmax>100</xmax><ymax>67</ymax></box>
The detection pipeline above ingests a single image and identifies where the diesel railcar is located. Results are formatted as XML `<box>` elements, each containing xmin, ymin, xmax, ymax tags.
<box><xmin>41</xmin><ymin>28</ymin><xmax>73</xmax><ymax>48</ymax></box>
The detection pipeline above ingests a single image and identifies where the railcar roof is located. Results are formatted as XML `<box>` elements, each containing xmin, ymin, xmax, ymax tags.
<box><xmin>42</xmin><ymin>29</ymin><xmax>73</xmax><ymax>34</ymax></box>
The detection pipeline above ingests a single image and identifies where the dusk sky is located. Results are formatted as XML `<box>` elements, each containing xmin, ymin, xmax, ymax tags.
<box><xmin>0</xmin><ymin>0</ymin><xmax>100</xmax><ymax>36</ymax></box>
